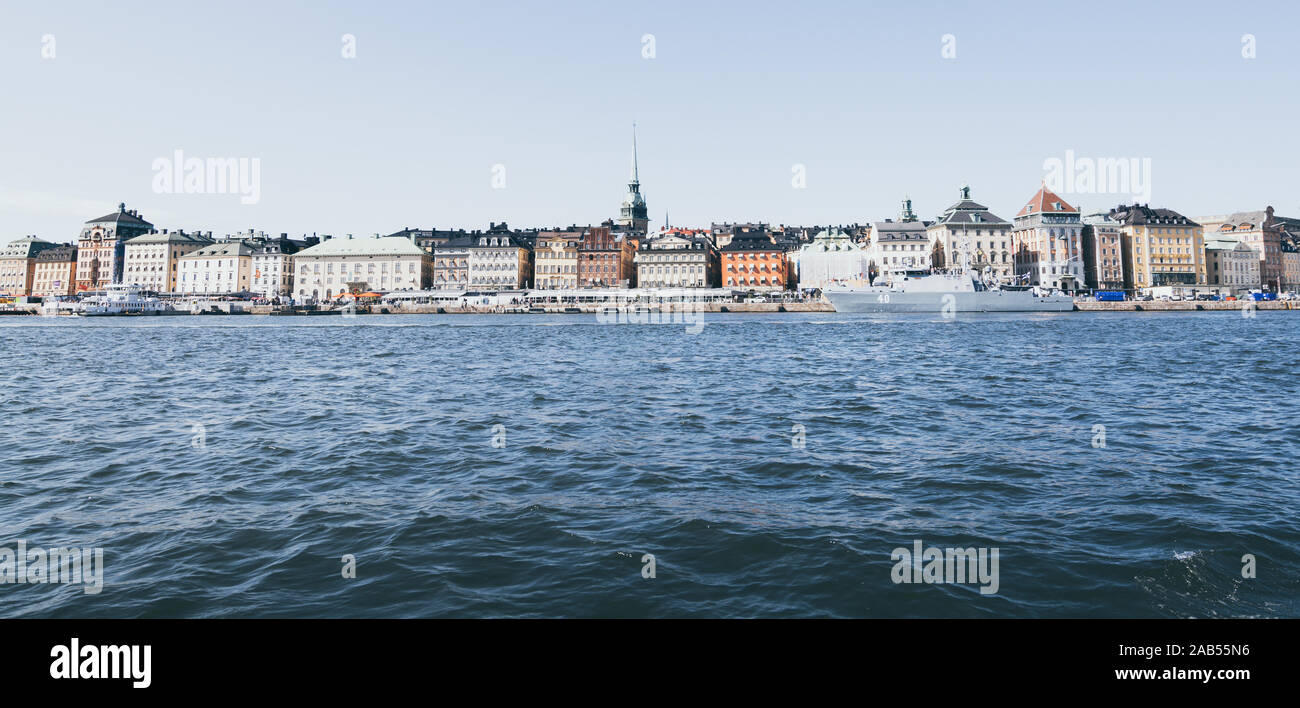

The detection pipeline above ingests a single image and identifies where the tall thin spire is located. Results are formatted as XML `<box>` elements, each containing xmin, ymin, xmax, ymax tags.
<box><xmin>630</xmin><ymin>122</ymin><xmax>639</xmax><ymax>183</ymax></box>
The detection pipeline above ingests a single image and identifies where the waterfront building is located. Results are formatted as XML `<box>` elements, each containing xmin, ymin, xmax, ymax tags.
<box><xmin>720</xmin><ymin>228</ymin><xmax>790</xmax><ymax>291</ymax></box>
<box><xmin>535</xmin><ymin>229</ymin><xmax>582</xmax><ymax>289</ymax></box>
<box><xmin>863</xmin><ymin>201</ymin><xmax>927</xmax><ymax>284</ymax></box>
<box><xmin>1204</xmin><ymin>236</ymin><xmax>1261</xmax><ymax>295</ymax></box>
<box><xmin>468</xmin><ymin>226</ymin><xmax>532</xmax><ymax>289</ymax></box>
<box><xmin>388</xmin><ymin>227</ymin><xmax>469</xmax><ymax>255</ymax></box>
<box><xmin>177</xmin><ymin>240</ymin><xmax>256</xmax><ymax>295</ymax></box>
<box><xmin>634</xmin><ymin>228</ymin><xmax>718</xmax><ymax>288</ymax></box>
<box><xmin>1282</xmin><ymin>245</ymin><xmax>1300</xmax><ymax>292</ymax></box>
<box><xmin>293</xmin><ymin>235</ymin><xmax>432</xmax><ymax>300</ymax></box>
<box><xmin>1110</xmin><ymin>204</ymin><xmax>1204</xmax><ymax>291</ymax></box>
<box><xmin>31</xmin><ymin>244</ymin><xmax>78</xmax><ymax>298</ymax></box>
<box><xmin>1193</xmin><ymin>208</ymin><xmax>1285</xmax><ymax>293</ymax></box>
<box><xmin>122</xmin><ymin>229</ymin><xmax>213</xmax><ymax>292</ymax></box>
<box><xmin>1010</xmin><ymin>186</ymin><xmax>1083</xmax><ymax>290</ymax></box>
<box><xmin>252</xmin><ymin>235</ymin><xmax>316</xmax><ymax>300</ymax></box>
<box><xmin>1080</xmin><ymin>211</ymin><xmax>1126</xmax><ymax>291</ymax></box>
<box><xmin>433</xmin><ymin>235</ymin><xmax>472</xmax><ymax>290</ymax></box>
<box><xmin>616</xmin><ymin>126</ymin><xmax>649</xmax><ymax>234</ymax></box>
<box><xmin>799</xmin><ymin>226</ymin><xmax>869</xmax><ymax>290</ymax></box>
<box><xmin>578</xmin><ymin>224</ymin><xmax>635</xmax><ymax>288</ymax></box>
<box><xmin>75</xmin><ymin>204</ymin><xmax>154</xmax><ymax>291</ymax></box>
<box><xmin>0</xmin><ymin>236</ymin><xmax>60</xmax><ymax>296</ymax></box>
<box><xmin>931</xmin><ymin>186</ymin><xmax>1015</xmax><ymax>284</ymax></box>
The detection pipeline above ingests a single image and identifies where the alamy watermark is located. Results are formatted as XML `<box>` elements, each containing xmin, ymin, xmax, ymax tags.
<box><xmin>0</xmin><ymin>540</ymin><xmax>104</xmax><ymax>595</ymax></box>
<box><xmin>890</xmin><ymin>539</ymin><xmax>999</xmax><ymax>595</ymax></box>
<box><xmin>151</xmin><ymin>149</ymin><xmax>261</xmax><ymax>205</ymax></box>
<box><xmin>1043</xmin><ymin>149</ymin><xmax>1151</xmax><ymax>203</ymax></box>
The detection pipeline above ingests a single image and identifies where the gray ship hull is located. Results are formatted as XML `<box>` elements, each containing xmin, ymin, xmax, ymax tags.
<box><xmin>824</xmin><ymin>289</ymin><xmax>1075</xmax><ymax>313</ymax></box>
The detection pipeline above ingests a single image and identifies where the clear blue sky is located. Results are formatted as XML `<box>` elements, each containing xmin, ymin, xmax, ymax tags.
<box><xmin>2</xmin><ymin>0</ymin><xmax>1297</xmax><ymax>243</ymax></box>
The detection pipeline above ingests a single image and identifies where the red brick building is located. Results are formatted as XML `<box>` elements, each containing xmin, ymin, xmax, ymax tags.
<box><xmin>578</xmin><ymin>224</ymin><xmax>635</xmax><ymax>287</ymax></box>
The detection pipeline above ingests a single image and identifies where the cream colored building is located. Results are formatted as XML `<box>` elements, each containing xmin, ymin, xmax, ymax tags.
<box><xmin>1010</xmin><ymin>186</ymin><xmax>1082</xmax><ymax>290</ymax></box>
<box><xmin>1283</xmin><ymin>248</ymin><xmax>1300</xmax><ymax>292</ymax></box>
<box><xmin>468</xmin><ymin>232</ymin><xmax>531</xmax><ymax>289</ymax></box>
<box><xmin>933</xmin><ymin>186</ymin><xmax>1016</xmax><ymax>284</ymax></box>
<box><xmin>1204</xmin><ymin>237</ymin><xmax>1261</xmax><ymax>295</ymax></box>
<box><xmin>634</xmin><ymin>229</ymin><xmax>718</xmax><ymax>288</ymax></box>
<box><xmin>1109</xmin><ymin>204</ymin><xmax>1204</xmax><ymax>291</ymax></box>
<box><xmin>123</xmin><ymin>230</ymin><xmax>213</xmax><ymax>292</ymax></box>
<box><xmin>293</xmin><ymin>235</ymin><xmax>431</xmax><ymax>301</ymax></box>
<box><xmin>177</xmin><ymin>240</ymin><xmax>256</xmax><ymax>295</ymax></box>
<box><xmin>534</xmin><ymin>230</ymin><xmax>580</xmax><ymax>289</ymax></box>
<box><xmin>31</xmin><ymin>245</ymin><xmax>78</xmax><ymax>297</ymax></box>
<box><xmin>0</xmin><ymin>236</ymin><xmax>59</xmax><ymax>296</ymax></box>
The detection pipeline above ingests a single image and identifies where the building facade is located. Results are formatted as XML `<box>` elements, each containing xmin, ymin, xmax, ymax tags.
<box><xmin>468</xmin><ymin>230</ymin><xmax>531</xmax><ymax>289</ymax></box>
<box><xmin>75</xmin><ymin>204</ymin><xmax>154</xmax><ymax>291</ymax></box>
<box><xmin>1282</xmin><ymin>245</ymin><xmax>1299</xmax><ymax>292</ymax></box>
<box><xmin>433</xmin><ymin>236</ymin><xmax>472</xmax><ymax>290</ymax></box>
<box><xmin>178</xmin><ymin>240</ymin><xmax>256</xmax><ymax>295</ymax></box>
<box><xmin>0</xmin><ymin>236</ymin><xmax>60</xmax><ymax>296</ymax></box>
<box><xmin>252</xmin><ymin>235</ymin><xmax>315</xmax><ymax>300</ymax></box>
<box><xmin>31</xmin><ymin>244</ymin><xmax>78</xmax><ymax>297</ymax></box>
<box><xmin>578</xmin><ymin>225</ymin><xmax>634</xmax><ymax>288</ymax></box>
<box><xmin>1011</xmin><ymin>186</ymin><xmax>1083</xmax><ymax>290</ymax></box>
<box><xmin>1110</xmin><ymin>204</ymin><xmax>1204</xmax><ymax>291</ymax></box>
<box><xmin>1193</xmin><ymin>208</ymin><xmax>1285</xmax><ymax>293</ymax></box>
<box><xmin>123</xmin><ymin>229</ymin><xmax>213</xmax><ymax>292</ymax></box>
<box><xmin>1080</xmin><ymin>212</ymin><xmax>1126</xmax><ymax>291</ymax></box>
<box><xmin>721</xmin><ymin>230</ymin><xmax>790</xmax><ymax>291</ymax></box>
<box><xmin>293</xmin><ymin>235</ymin><xmax>431</xmax><ymax>300</ymax></box>
<box><xmin>1204</xmin><ymin>237</ymin><xmax>1261</xmax><ymax>295</ymax></box>
<box><xmin>534</xmin><ymin>229</ymin><xmax>581</xmax><ymax>289</ymax></box>
<box><xmin>635</xmin><ymin>229</ymin><xmax>718</xmax><ymax>288</ymax></box>
<box><xmin>930</xmin><ymin>186</ymin><xmax>1014</xmax><ymax>283</ymax></box>
<box><xmin>801</xmin><ymin>226</ymin><xmax>869</xmax><ymax>289</ymax></box>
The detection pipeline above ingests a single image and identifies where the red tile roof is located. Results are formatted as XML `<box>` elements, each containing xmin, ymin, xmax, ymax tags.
<box><xmin>1017</xmin><ymin>185</ymin><xmax>1078</xmax><ymax>217</ymax></box>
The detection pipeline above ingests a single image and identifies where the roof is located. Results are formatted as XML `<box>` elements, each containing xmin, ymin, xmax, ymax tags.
<box><xmin>85</xmin><ymin>204</ymin><xmax>153</xmax><ymax>228</ymax></box>
<box><xmin>1018</xmin><ymin>185</ymin><xmax>1078</xmax><ymax>217</ymax></box>
<box><xmin>35</xmin><ymin>245</ymin><xmax>77</xmax><ymax>262</ymax></box>
<box><xmin>1108</xmin><ymin>204</ymin><xmax>1198</xmax><ymax>227</ymax></box>
<box><xmin>125</xmin><ymin>230</ymin><xmax>214</xmax><ymax>246</ymax></box>
<box><xmin>184</xmin><ymin>240</ymin><xmax>257</xmax><ymax>258</ymax></box>
<box><xmin>0</xmin><ymin>236</ymin><xmax>59</xmax><ymax>259</ymax></box>
<box><xmin>721</xmin><ymin>234</ymin><xmax>780</xmax><ymax>252</ymax></box>
<box><xmin>296</xmin><ymin>236</ymin><xmax>428</xmax><ymax>257</ymax></box>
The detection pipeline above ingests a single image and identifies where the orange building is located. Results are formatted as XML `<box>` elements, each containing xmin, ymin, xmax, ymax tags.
<box><xmin>720</xmin><ymin>230</ymin><xmax>790</xmax><ymax>291</ymax></box>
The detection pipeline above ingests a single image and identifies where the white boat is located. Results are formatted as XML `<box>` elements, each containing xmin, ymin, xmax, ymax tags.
<box><xmin>40</xmin><ymin>297</ymin><xmax>80</xmax><ymax>316</ymax></box>
<box><xmin>73</xmin><ymin>284</ymin><xmax>171</xmax><ymax>316</ymax></box>
<box><xmin>823</xmin><ymin>269</ymin><xmax>1075</xmax><ymax>313</ymax></box>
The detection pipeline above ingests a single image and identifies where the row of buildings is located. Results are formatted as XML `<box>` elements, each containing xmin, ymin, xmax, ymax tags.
<box><xmin>3</xmin><ymin>134</ymin><xmax>1298</xmax><ymax>299</ymax></box>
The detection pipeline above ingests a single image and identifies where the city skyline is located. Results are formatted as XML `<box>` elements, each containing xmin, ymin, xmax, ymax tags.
<box><xmin>3</xmin><ymin>1</ymin><xmax>1299</xmax><ymax>240</ymax></box>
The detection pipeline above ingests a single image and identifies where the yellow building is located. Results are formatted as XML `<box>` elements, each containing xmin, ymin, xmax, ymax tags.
<box><xmin>31</xmin><ymin>245</ymin><xmax>78</xmax><ymax>297</ymax></box>
<box><xmin>1108</xmin><ymin>204</ymin><xmax>1203</xmax><ymax>291</ymax></box>
<box><xmin>534</xmin><ymin>229</ymin><xmax>580</xmax><ymax>289</ymax></box>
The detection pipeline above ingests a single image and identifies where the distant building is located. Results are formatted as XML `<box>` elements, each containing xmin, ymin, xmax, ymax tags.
<box><xmin>178</xmin><ymin>240</ymin><xmax>257</xmax><ymax>295</ymax></box>
<box><xmin>1109</xmin><ymin>204</ymin><xmax>1204</xmax><ymax>291</ymax></box>
<box><xmin>635</xmin><ymin>229</ymin><xmax>718</xmax><ymax>288</ymax></box>
<box><xmin>1282</xmin><ymin>245</ymin><xmax>1300</xmax><ymax>292</ymax></box>
<box><xmin>75</xmin><ymin>204</ymin><xmax>153</xmax><ymax>291</ymax></box>
<box><xmin>468</xmin><ymin>227</ymin><xmax>532</xmax><ymax>289</ymax></box>
<box><xmin>0</xmin><ymin>236</ymin><xmax>60</xmax><ymax>296</ymax></box>
<box><xmin>578</xmin><ymin>224</ymin><xmax>634</xmax><ymax>288</ymax></box>
<box><xmin>31</xmin><ymin>244</ymin><xmax>78</xmax><ymax>298</ymax></box>
<box><xmin>1011</xmin><ymin>186</ymin><xmax>1083</xmax><ymax>290</ymax></box>
<box><xmin>1080</xmin><ymin>211</ymin><xmax>1126</xmax><ymax>291</ymax></box>
<box><xmin>864</xmin><ymin>201</ymin><xmax>927</xmax><ymax>283</ymax></box>
<box><xmin>616</xmin><ymin>126</ymin><xmax>649</xmax><ymax>234</ymax></box>
<box><xmin>720</xmin><ymin>229</ymin><xmax>790</xmax><ymax>291</ymax></box>
<box><xmin>1193</xmin><ymin>208</ymin><xmax>1285</xmax><ymax>293</ymax></box>
<box><xmin>801</xmin><ymin>226</ymin><xmax>868</xmax><ymax>290</ymax></box>
<box><xmin>535</xmin><ymin>229</ymin><xmax>582</xmax><ymax>289</ymax></box>
<box><xmin>931</xmin><ymin>186</ymin><xmax>1015</xmax><ymax>284</ymax></box>
<box><xmin>1204</xmin><ymin>236</ymin><xmax>1261</xmax><ymax>295</ymax></box>
<box><xmin>123</xmin><ymin>229</ymin><xmax>213</xmax><ymax>293</ymax></box>
<box><xmin>293</xmin><ymin>235</ymin><xmax>432</xmax><ymax>300</ymax></box>
<box><xmin>252</xmin><ymin>235</ymin><xmax>315</xmax><ymax>300</ymax></box>
<box><xmin>433</xmin><ymin>236</ymin><xmax>472</xmax><ymax>290</ymax></box>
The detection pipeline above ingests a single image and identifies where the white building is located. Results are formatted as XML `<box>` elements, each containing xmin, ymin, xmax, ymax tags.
<box><xmin>1204</xmin><ymin>236</ymin><xmax>1261</xmax><ymax>295</ymax></box>
<box><xmin>930</xmin><ymin>186</ymin><xmax>1014</xmax><ymax>283</ymax></box>
<box><xmin>177</xmin><ymin>240</ymin><xmax>256</xmax><ymax>295</ymax></box>
<box><xmin>293</xmin><ymin>235</ymin><xmax>432</xmax><ymax>301</ymax></box>
<box><xmin>122</xmin><ymin>230</ymin><xmax>212</xmax><ymax>293</ymax></box>
<box><xmin>251</xmin><ymin>236</ymin><xmax>314</xmax><ymax>300</ymax></box>
<box><xmin>797</xmin><ymin>227</ymin><xmax>867</xmax><ymax>290</ymax></box>
<box><xmin>1012</xmin><ymin>186</ymin><xmax>1085</xmax><ymax>291</ymax></box>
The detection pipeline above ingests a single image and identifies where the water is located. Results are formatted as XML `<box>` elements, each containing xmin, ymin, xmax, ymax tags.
<box><xmin>1</xmin><ymin>312</ymin><xmax>1297</xmax><ymax>617</ymax></box>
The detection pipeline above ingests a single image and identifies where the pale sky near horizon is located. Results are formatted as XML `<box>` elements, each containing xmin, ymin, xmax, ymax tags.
<box><xmin>2</xmin><ymin>0</ymin><xmax>1298</xmax><ymax>244</ymax></box>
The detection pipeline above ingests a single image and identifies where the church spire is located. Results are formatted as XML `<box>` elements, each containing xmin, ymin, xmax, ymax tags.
<box><xmin>618</xmin><ymin>122</ymin><xmax>649</xmax><ymax>234</ymax></box>
<box><xmin>631</xmin><ymin>122</ymin><xmax>640</xmax><ymax>183</ymax></box>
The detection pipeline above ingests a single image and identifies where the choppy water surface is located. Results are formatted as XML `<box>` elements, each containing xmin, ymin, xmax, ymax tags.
<box><xmin>1</xmin><ymin>311</ymin><xmax>1297</xmax><ymax>617</ymax></box>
